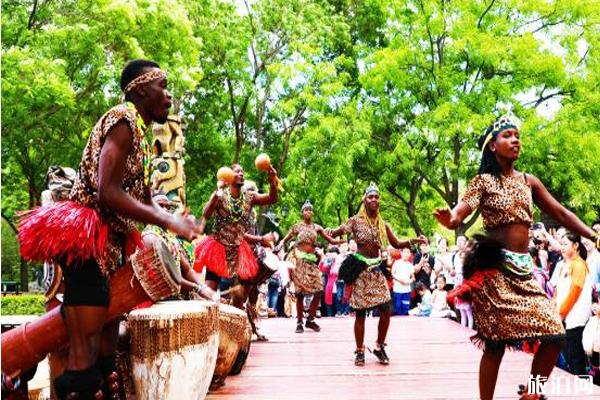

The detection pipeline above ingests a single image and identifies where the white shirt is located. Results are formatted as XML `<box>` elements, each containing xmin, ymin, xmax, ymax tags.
<box><xmin>392</xmin><ymin>259</ymin><xmax>413</xmax><ymax>293</ymax></box>
<box><xmin>555</xmin><ymin>258</ymin><xmax>593</xmax><ymax>329</ymax></box>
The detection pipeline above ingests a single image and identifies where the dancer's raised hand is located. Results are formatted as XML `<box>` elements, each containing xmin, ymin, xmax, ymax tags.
<box><xmin>433</xmin><ymin>208</ymin><xmax>455</xmax><ymax>229</ymax></box>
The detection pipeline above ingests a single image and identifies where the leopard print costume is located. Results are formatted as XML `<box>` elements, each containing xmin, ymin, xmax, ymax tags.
<box><xmin>461</xmin><ymin>173</ymin><xmax>533</xmax><ymax>229</ymax></box>
<box><xmin>459</xmin><ymin>172</ymin><xmax>564</xmax><ymax>348</ymax></box>
<box><xmin>339</xmin><ymin>215</ymin><xmax>382</xmax><ymax>247</ymax></box>
<box><xmin>70</xmin><ymin>103</ymin><xmax>149</xmax><ymax>275</ymax></box>
<box><xmin>286</xmin><ymin>223</ymin><xmax>322</xmax><ymax>294</ymax></box>
<box><xmin>336</xmin><ymin>215</ymin><xmax>391</xmax><ymax>309</ymax></box>
<box><xmin>288</xmin><ymin>223</ymin><xmax>320</xmax><ymax>247</ymax></box>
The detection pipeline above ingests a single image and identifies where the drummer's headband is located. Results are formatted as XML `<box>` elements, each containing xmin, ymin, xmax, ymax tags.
<box><xmin>301</xmin><ymin>200</ymin><xmax>313</xmax><ymax>212</ymax></box>
<box><xmin>480</xmin><ymin>113</ymin><xmax>520</xmax><ymax>153</ymax></box>
<box><xmin>364</xmin><ymin>182</ymin><xmax>379</xmax><ymax>198</ymax></box>
<box><xmin>124</xmin><ymin>69</ymin><xmax>167</xmax><ymax>94</ymax></box>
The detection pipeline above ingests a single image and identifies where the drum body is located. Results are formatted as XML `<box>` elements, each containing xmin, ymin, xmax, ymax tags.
<box><xmin>211</xmin><ymin>304</ymin><xmax>252</xmax><ymax>389</ymax></box>
<box><xmin>1</xmin><ymin>233</ymin><xmax>181</xmax><ymax>378</ymax></box>
<box><xmin>129</xmin><ymin>301</ymin><xmax>219</xmax><ymax>400</ymax></box>
<box><xmin>247</xmin><ymin>248</ymin><xmax>279</xmax><ymax>286</ymax></box>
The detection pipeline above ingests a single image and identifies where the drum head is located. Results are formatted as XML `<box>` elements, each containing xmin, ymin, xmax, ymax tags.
<box><xmin>262</xmin><ymin>250</ymin><xmax>279</xmax><ymax>271</ymax></box>
<box><xmin>152</xmin><ymin>238</ymin><xmax>182</xmax><ymax>285</ymax></box>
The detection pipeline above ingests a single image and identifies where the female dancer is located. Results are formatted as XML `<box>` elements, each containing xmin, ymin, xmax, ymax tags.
<box><xmin>435</xmin><ymin>114</ymin><xmax>598</xmax><ymax>400</ymax></box>
<box><xmin>278</xmin><ymin>200</ymin><xmax>340</xmax><ymax>333</ymax></box>
<box><xmin>327</xmin><ymin>183</ymin><xmax>425</xmax><ymax>366</ymax></box>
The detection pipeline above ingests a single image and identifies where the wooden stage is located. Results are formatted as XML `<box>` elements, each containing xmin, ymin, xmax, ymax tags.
<box><xmin>207</xmin><ymin>316</ymin><xmax>600</xmax><ymax>400</ymax></box>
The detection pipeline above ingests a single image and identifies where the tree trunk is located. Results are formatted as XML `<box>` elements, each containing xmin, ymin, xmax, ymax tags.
<box><xmin>2</xmin><ymin>212</ymin><xmax>29</xmax><ymax>292</ymax></box>
<box><xmin>20</xmin><ymin>259</ymin><xmax>29</xmax><ymax>292</ymax></box>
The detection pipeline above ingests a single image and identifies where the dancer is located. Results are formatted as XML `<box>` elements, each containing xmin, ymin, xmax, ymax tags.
<box><xmin>327</xmin><ymin>183</ymin><xmax>425</xmax><ymax>366</ymax></box>
<box><xmin>435</xmin><ymin>114</ymin><xmax>598</xmax><ymax>400</ymax></box>
<box><xmin>18</xmin><ymin>59</ymin><xmax>199</xmax><ymax>399</ymax></box>
<box><xmin>278</xmin><ymin>200</ymin><xmax>341</xmax><ymax>333</ymax></box>
<box><xmin>194</xmin><ymin>163</ymin><xmax>279</xmax><ymax>308</ymax></box>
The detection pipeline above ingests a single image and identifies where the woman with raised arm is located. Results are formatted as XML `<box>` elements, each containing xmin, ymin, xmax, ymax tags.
<box><xmin>327</xmin><ymin>183</ymin><xmax>425</xmax><ymax>367</ymax></box>
<box><xmin>278</xmin><ymin>200</ymin><xmax>341</xmax><ymax>333</ymax></box>
<box><xmin>435</xmin><ymin>114</ymin><xmax>598</xmax><ymax>400</ymax></box>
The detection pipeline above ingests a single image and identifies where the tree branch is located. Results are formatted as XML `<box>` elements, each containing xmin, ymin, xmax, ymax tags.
<box><xmin>478</xmin><ymin>0</ymin><xmax>496</xmax><ymax>29</ymax></box>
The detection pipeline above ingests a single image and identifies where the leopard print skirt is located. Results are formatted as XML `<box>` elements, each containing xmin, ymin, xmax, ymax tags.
<box><xmin>350</xmin><ymin>268</ymin><xmax>391</xmax><ymax>310</ymax></box>
<box><xmin>471</xmin><ymin>270</ymin><xmax>565</xmax><ymax>350</ymax></box>
<box><xmin>289</xmin><ymin>250</ymin><xmax>323</xmax><ymax>295</ymax></box>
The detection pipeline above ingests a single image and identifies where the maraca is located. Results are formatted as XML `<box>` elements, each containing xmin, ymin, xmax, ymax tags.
<box><xmin>254</xmin><ymin>153</ymin><xmax>283</xmax><ymax>191</ymax></box>
<box><xmin>255</xmin><ymin>153</ymin><xmax>272</xmax><ymax>171</ymax></box>
<box><xmin>216</xmin><ymin>166</ymin><xmax>235</xmax><ymax>185</ymax></box>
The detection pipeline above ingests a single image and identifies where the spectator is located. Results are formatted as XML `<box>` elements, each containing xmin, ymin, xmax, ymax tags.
<box><xmin>453</xmin><ymin>235</ymin><xmax>473</xmax><ymax>329</ymax></box>
<box><xmin>323</xmin><ymin>246</ymin><xmax>340</xmax><ymax>316</ymax></box>
<box><xmin>582</xmin><ymin>236</ymin><xmax>600</xmax><ymax>294</ymax></box>
<box><xmin>391</xmin><ymin>248</ymin><xmax>414</xmax><ymax>316</ymax></box>
<box><xmin>555</xmin><ymin>232</ymin><xmax>593</xmax><ymax>375</ymax></box>
<box><xmin>529</xmin><ymin>246</ymin><xmax>552</xmax><ymax>298</ymax></box>
<box><xmin>412</xmin><ymin>239</ymin><xmax>433</xmax><ymax>308</ymax></box>
<box><xmin>409</xmin><ymin>282</ymin><xmax>432</xmax><ymax>317</ymax></box>
<box><xmin>430</xmin><ymin>276</ymin><xmax>455</xmax><ymax>318</ymax></box>
<box><xmin>433</xmin><ymin>237</ymin><xmax>455</xmax><ymax>290</ymax></box>
<box><xmin>267</xmin><ymin>272</ymin><xmax>281</xmax><ymax>311</ymax></box>
<box><xmin>334</xmin><ymin>244</ymin><xmax>351</xmax><ymax>316</ymax></box>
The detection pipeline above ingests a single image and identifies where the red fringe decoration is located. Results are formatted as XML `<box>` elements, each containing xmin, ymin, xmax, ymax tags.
<box><xmin>193</xmin><ymin>236</ymin><xmax>258</xmax><ymax>280</ymax></box>
<box><xmin>194</xmin><ymin>236</ymin><xmax>229</xmax><ymax>277</ymax></box>
<box><xmin>447</xmin><ymin>269</ymin><xmax>499</xmax><ymax>306</ymax></box>
<box><xmin>18</xmin><ymin>201</ymin><xmax>109</xmax><ymax>265</ymax></box>
<box><xmin>237</xmin><ymin>240</ymin><xmax>259</xmax><ymax>281</ymax></box>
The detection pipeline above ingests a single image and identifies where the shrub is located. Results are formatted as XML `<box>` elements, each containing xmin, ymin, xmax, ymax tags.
<box><xmin>0</xmin><ymin>294</ymin><xmax>45</xmax><ymax>315</ymax></box>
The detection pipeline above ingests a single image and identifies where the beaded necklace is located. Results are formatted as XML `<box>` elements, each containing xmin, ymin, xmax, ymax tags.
<box><xmin>225</xmin><ymin>188</ymin><xmax>246</xmax><ymax>223</ymax></box>
<box><xmin>126</xmin><ymin>102</ymin><xmax>152</xmax><ymax>186</ymax></box>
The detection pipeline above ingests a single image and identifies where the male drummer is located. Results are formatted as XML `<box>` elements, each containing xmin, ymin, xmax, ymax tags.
<box><xmin>18</xmin><ymin>60</ymin><xmax>199</xmax><ymax>399</ymax></box>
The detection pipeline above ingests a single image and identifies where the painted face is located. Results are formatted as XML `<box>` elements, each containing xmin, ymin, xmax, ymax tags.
<box><xmin>232</xmin><ymin>164</ymin><xmax>245</xmax><ymax>186</ymax></box>
<box><xmin>364</xmin><ymin>192</ymin><xmax>380</xmax><ymax>212</ymax></box>
<box><xmin>142</xmin><ymin>68</ymin><xmax>172</xmax><ymax>124</ymax></box>
<box><xmin>489</xmin><ymin>128</ymin><xmax>520</xmax><ymax>161</ymax></box>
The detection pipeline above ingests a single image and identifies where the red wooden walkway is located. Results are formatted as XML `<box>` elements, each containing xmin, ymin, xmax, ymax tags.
<box><xmin>207</xmin><ymin>316</ymin><xmax>600</xmax><ymax>399</ymax></box>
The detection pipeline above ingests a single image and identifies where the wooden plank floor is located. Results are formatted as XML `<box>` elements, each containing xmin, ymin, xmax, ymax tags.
<box><xmin>207</xmin><ymin>316</ymin><xmax>600</xmax><ymax>400</ymax></box>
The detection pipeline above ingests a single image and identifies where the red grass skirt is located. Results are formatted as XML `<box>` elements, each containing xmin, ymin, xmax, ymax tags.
<box><xmin>193</xmin><ymin>236</ymin><xmax>258</xmax><ymax>281</ymax></box>
<box><xmin>18</xmin><ymin>201</ymin><xmax>141</xmax><ymax>267</ymax></box>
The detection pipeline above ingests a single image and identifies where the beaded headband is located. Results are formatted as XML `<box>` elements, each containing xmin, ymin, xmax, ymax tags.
<box><xmin>480</xmin><ymin>113</ymin><xmax>520</xmax><ymax>152</ymax></box>
<box><xmin>124</xmin><ymin>69</ymin><xmax>166</xmax><ymax>94</ymax></box>
<box><xmin>301</xmin><ymin>200</ymin><xmax>313</xmax><ymax>212</ymax></box>
<box><xmin>364</xmin><ymin>182</ymin><xmax>379</xmax><ymax>197</ymax></box>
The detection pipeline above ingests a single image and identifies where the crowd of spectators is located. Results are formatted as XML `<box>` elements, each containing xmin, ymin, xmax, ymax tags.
<box><xmin>252</xmin><ymin>220</ymin><xmax>600</xmax><ymax>381</ymax></box>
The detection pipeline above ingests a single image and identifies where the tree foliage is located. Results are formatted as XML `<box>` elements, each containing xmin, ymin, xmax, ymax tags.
<box><xmin>2</xmin><ymin>0</ymin><xmax>600</xmax><ymax>285</ymax></box>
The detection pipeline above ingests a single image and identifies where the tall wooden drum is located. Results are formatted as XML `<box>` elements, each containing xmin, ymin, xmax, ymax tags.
<box><xmin>210</xmin><ymin>304</ymin><xmax>252</xmax><ymax>390</ymax></box>
<box><xmin>129</xmin><ymin>300</ymin><xmax>219</xmax><ymax>400</ymax></box>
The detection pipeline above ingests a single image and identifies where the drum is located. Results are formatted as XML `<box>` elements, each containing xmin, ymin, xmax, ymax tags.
<box><xmin>1</xmin><ymin>233</ymin><xmax>182</xmax><ymax>378</ymax></box>
<box><xmin>248</xmin><ymin>247</ymin><xmax>279</xmax><ymax>286</ymax></box>
<box><xmin>210</xmin><ymin>304</ymin><xmax>252</xmax><ymax>390</ymax></box>
<box><xmin>129</xmin><ymin>301</ymin><xmax>219</xmax><ymax>400</ymax></box>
